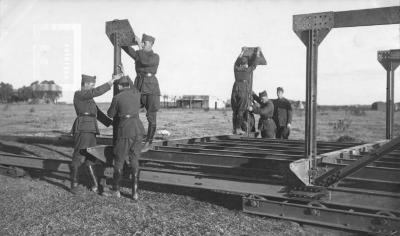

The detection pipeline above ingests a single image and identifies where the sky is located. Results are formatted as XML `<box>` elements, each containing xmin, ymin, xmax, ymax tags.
<box><xmin>0</xmin><ymin>0</ymin><xmax>399</xmax><ymax>105</ymax></box>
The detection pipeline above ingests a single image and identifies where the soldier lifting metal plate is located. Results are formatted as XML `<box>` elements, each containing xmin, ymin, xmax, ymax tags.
<box><xmin>105</xmin><ymin>19</ymin><xmax>137</xmax><ymax>46</ymax></box>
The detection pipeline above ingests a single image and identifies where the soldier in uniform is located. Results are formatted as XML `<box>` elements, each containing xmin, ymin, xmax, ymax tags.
<box><xmin>106</xmin><ymin>76</ymin><xmax>145</xmax><ymax>200</ymax></box>
<box><xmin>231</xmin><ymin>47</ymin><xmax>262</xmax><ymax>134</ymax></box>
<box><xmin>118</xmin><ymin>33</ymin><xmax>160</xmax><ymax>152</ymax></box>
<box><xmin>70</xmin><ymin>74</ymin><xmax>120</xmax><ymax>194</ymax></box>
<box><xmin>272</xmin><ymin>87</ymin><xmax>292</xmax><ymax>139</ymax></box>
<box><xmin>249</xmin><ymin>90</ymin><xmax>276</xmax><ymax>138</ymax></box>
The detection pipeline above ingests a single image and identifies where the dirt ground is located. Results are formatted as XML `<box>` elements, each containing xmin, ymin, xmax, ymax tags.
<box><xmin>0</xmin><ymin>103</ymin><xmax>399</xmax><ymax>235</ymax></box>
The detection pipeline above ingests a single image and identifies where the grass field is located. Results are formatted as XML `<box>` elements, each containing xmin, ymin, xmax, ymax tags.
<box><xmin>0</xmin><ymin>103</ymin><xmax>399</xmax><ymax>235</ymax></box>
<box><xmin>1</xmin><ymin>103</ymin><xmax>399</xmax><ymax>141</ymax></box>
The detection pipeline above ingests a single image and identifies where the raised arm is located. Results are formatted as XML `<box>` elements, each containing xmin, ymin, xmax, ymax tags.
<box><xmin>76</xmin><ymin>83</ymin><xmax>111</xmax><ymax>100</ymax></box>
<box><xmin>119</xmin><ymin>35</ymin><xmax>142</xmax><ymax>60</ymax></box>
<box><xmin>75</xmin><ymin>74</ymin><xmax>121</xmax><ymax>100</ymax></box>
<box><xmin>121</xmin><ymin>46</ymin><xmax>138</xmax><ymax>60</ymax></box>
<box><xmin>253</xmin><ymin>102</ymin><xmax>274</xmax><ymax>117</ymax></box>
<box><xmin>252</xmin><ymin>92</ymin><xmax>261</xmax><ymax>104</ymax></box>
<box><xmin>248</xmin><ymin>47</ymin><xmax>262</xmax><ymax>69</ymax></box>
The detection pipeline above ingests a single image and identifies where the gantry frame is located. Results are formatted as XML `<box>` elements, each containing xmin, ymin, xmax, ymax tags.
<box><xmin>292</xmin><ymin>6</ymin><xmax>400</xmax><ymax>181</ymax></box>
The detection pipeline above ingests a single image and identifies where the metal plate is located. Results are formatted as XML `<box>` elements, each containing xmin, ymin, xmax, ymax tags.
<box><xmin>105</xmin><ymin>19</ymin><xmax>136</xmax><ymax>46</ymax></box>
<box><xmin>378</xmin><ymin>49</ymin><xmax>400</xmax><ymax>71</ymax></box>
<box><xmin>293</xmin><ymin>12</ymin><xmax>334</xmax><ymax>32</ymax></box>
<box><xmin>241</xmin><ymin>47</ymin><xmax>267</xmax><ymax>65</ymax></box>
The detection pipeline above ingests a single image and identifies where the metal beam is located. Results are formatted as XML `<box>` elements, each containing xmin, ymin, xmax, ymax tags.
<box><xmin>293</xmin><ymin>7</ymin><xmax>400</xmax><ymax>182</ymax></box>
<box><xmin>87</xmin><ymin>145</ymin><xmax>293</xmax><ymax>171</ymax></box>
<box><xmin>334</xmin><ymin>6</ymin><xmax>400</xmax><ymax>28</ymax></box>
<box><xmin>243</xmin><ymin>195</ymin><xmax>400</xmax><ymax>235</ymax></box>
<box><xmin>315</xmin><ymin>136</ymin><xmax>400</xmax><ymax>187</ymax></box>
<box><xmin>378</xmin><ymin>49</ymin><xmax>400</xmax><ymax>139</ymax></box>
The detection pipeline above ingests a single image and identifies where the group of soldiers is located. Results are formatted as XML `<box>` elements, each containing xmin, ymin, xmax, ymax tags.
<box><xmin>231</xmin><ymin>47</ymin><xmax>292</xmax><ymax>139</ymax></box>
<box><xmin>69</xmin><ymin>32</ymin><xmax>293</xmax><ymax>201</ymax></box>
<box><xmin>70</xmin><ymin>33</ymin><xmax>159</xmax><ymax>200</ymax></box>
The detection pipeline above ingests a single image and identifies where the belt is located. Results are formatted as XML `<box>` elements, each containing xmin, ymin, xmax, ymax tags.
<box><xmin>120</xmin><ymin>114</ymin><xmax>139</xmax><ymax>119</ymax></box>
<box><xmin>78</xmin><ymin>112</ymin><xmax>96</xmax><ymax>117</ymax></box>
<box><xmin>235</xmin><ymin>80</ymin><xmax>248</xmax><ymax>83</ymax></box>
<box><xmin>139</xmin><ymin>73</ymin><xmax>154</xmax><ymax>77</ymax></box>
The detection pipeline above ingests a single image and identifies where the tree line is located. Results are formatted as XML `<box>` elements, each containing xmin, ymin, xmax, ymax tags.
<box><xmin>0</xmin><ymin>81</ymin><xmax>62</xmax><ymax>103</ymax></box>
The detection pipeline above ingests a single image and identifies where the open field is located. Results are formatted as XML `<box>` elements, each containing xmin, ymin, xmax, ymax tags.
<box><xmin>0</xmin><ymin>103</ymin><xmax>399</xmax><ymax>141</ymax></box>
<box><xmin>0</xmin><ymin>103</ymin><xmax>399</xmax><ymax>235</ymax></box>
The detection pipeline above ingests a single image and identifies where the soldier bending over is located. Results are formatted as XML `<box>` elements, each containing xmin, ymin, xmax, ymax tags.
<box><xmin>249</xmin><ymin>90</ymin><xmax>275</xmax><ymax>138</ymax></box>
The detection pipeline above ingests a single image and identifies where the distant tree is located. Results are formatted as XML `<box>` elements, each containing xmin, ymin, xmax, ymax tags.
<box><xmin>17</xmin><ymin>86</ymin><xmax>34</xmax><ymax>102</ymax></box>
<box><xmin>30</xmin><ymin>81</ymin><xmax>39</xmax><ymax>86</ymax></box>
<box><xmin>0</xmin><ymin>82</ymin><xmax>14</xmax><ymax>103</ymax></box>
<box><xmin>46</xmin><ymin>90</ymin><xmax>62</xmax><ymax>103</ymax></box>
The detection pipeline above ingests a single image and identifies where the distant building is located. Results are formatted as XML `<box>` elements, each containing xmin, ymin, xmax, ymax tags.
<box><xmin>161</xmin><ymin>95</ymin><xmax>178</xmax><ymax>108</ymax></box>
<box><xmin>371</xmin><ymin>101</ymin><xmax>386</xmax><ymax>111</ymax></box>
<box><xmin>209</xmin><ymin>96</ymin><xmax>227</xmax><ymax>109</ymax></box>
<box><xmin>371</xmin><ymin>101</ymin><xmax>399</xmax><ymax>111</ymax></box>
<box><xmin>177</xmin><ymin>95</ymin><xmax>209</xmax><ymax>109</ymax></box>
<box><xmin>31</xmin><ymin>80</ymin><xmax>62</xmax><ymax>103</ymax></box>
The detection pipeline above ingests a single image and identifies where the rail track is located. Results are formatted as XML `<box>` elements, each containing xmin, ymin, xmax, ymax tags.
<box><xmin>0</xmin><ymin>134</ymin><xmax>399</xmax><ymax>235</ymax></box>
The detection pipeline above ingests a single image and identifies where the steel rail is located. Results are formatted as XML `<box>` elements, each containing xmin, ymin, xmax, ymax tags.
<box><xmin>177</xmin><ymin>143</ymin><xmax>331</xmax><ymax>155</ymax></box>
<box><xmin>1</xmin><ymin>152</ymin><xmax>400</xmax><ymax>234</ymax></box>
<box><xmin>197</xmin><ymin>140</ymin><xmax>342</xmax><ymax>152</ymax></box>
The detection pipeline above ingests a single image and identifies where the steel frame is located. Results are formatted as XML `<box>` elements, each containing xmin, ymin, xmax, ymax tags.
<box><xmin>1</xmin><ymin>134</ymin><xmax>400</xmax><ymax>234</ymax></box>
<box><xmin>378</xmin><ymin>49</ymin><xmax>400</xmax><ymax>139</ymax></box>
<box><xmin>292</xmin><ymin>6</ymin><xmax>400</xmax><ymax>181</ymax></box>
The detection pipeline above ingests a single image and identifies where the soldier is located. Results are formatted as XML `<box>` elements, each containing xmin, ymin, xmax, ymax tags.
<box><xmin>273</xmin><ymin>87</ymin><xmax>293</xmax><ymax>139</ymax></box>
<box><xmin>118</xmin><ymin>33</ymin><xmax>160</xmax><ymax>152</ymax></box>
<box><xmin>106</xmin><ymin>75</ymin><xmax>145</xmax><ymax>200</ymax></box>
<box><xmin>231</xmin><ymin>47</ymin><xmax>262</xmax><ymax>135</ymax></box>
<box><xmin>249</xmin><ymin>90</ymin><xmax>276</xmax><ymax>138</ymax></box>
<box><xmin>70</xmin><ymin>73</ymin><xmax>120</xmax><ymax>194</ymax></box>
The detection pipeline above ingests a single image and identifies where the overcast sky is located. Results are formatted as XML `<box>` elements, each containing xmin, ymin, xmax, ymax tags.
<box><xmin>0</xmin><ymin>0</ymin><xmax>399</xmax><ymax>105</ymax></box>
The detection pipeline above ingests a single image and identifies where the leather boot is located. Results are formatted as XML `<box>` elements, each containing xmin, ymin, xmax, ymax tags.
<box><xmin>103</xmin><ymin>168</ymin><xmax>122</xmax><ymax>198</ymax></box>
<box><xmin>132</xmin><ymin>171</ymin><xmax>139</xmax><ymax>201</ymax></box>
<box><xmin>70</xmin><ymin>165</ymin><xmax>79</xmax><ymax>194</ymax></box>
<box><xmin>86</xmin><ymin>164</ymin><xmax>99</xmax><ymax>193</ymax></box>
<box><xmin>112</xmin><ymin>168</ymin><xmax>122</xmax><ymax>197</ymax></box>
<box><xmin>142</xmin><ymin>125</ymin><xmax>156</xmax><ymax>153</ymax></box>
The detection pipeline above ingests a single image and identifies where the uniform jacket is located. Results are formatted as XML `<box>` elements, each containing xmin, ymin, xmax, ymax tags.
<box><xmin>122</xmin><ymin>46</ymin><xmax>160</xmax><ymax>95</ymax></box>
<box><xmin>253</xmin><ymin>100</ymin><xmax>275</xmax><ymax>131</ymax></box>
<box><xmin>71</xmin><ymin>83</ymin><xmax>111</xmax><ymax>135</ymax></box>
<box><xmin>107</xmin><ymin>88</ymin><xmax>145</xmax><ymax>138</ymax></box>
<box><xmin>272</xmin><ymin>98</ymin><xmax>293</xmax><ymax>127</ymax></box>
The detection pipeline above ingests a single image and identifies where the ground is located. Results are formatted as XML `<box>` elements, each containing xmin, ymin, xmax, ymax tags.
<box><xmin>0</xmin><ymin>104</ymin><xmax>399</xmax><ymax>236</ymax></box>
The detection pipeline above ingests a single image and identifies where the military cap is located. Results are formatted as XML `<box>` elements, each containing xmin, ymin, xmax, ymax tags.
<box><xmin>277</xmin><ymin>87</ymin><xmax>284</xmax><ymax>92</ymax></box>
<box><xmin>118</xmin><ymin>76</ymin><xmax>130</xmax><ymax>85</ymax></box>
<box><xmin>142</xmin><ymin>33</ymin><xmax>155</xmax><ymax>44</ymax></box>
<box><xmin>259</xmin><ymin>90</ymin><xmax>268</xmax><ymax>98</ymax></box>
<box><xmin>81</xmin><ymin>74</ymin><xmax>96</xmax><ymax>84</ymax></box>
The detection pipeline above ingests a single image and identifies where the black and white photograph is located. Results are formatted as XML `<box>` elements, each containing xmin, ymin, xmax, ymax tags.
<box><xmin>0</xmin><ymin>0</ymin><xmax>399</xmax><ymax>235</ymax></box>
